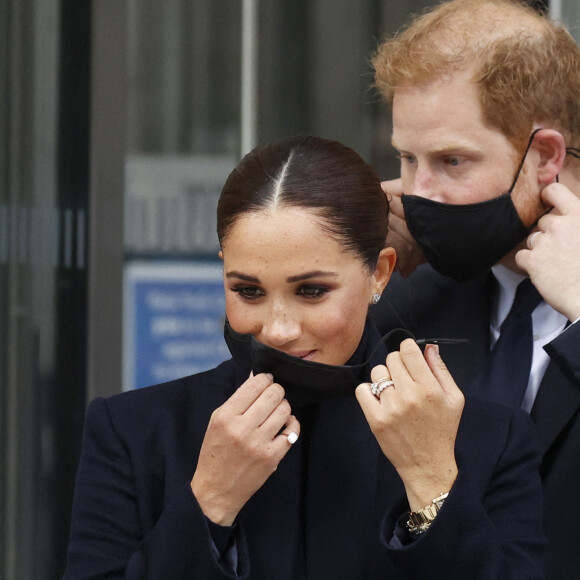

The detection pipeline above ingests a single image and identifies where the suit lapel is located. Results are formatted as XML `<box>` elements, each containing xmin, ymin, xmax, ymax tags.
<box><xmin>531</xmin><ymin>361</ymin><xmax>580</xmax><ymax>456</ymax></box>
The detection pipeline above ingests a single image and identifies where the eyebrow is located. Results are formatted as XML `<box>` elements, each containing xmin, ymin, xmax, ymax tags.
<box><xmin>391</xmin><ymin>138</ymin><xmax>481</xmax><ymax>156</ymax></box>
<box><xmin>225</xmin><ymin>270</ymin><xmax>339</xmax><ymax>283</ymax></box>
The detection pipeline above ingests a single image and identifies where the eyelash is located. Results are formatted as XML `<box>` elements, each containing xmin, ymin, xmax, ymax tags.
<box><xmin>297</xmin><ymin>285</ymin><xmax>329</xmax><ymax>299</ymax></box>
<box><xmin>396</xmin><ymin>153</ymin><xmax>416</xmax><ymax>164</ymax></box>
<box><xmin>231</xmin><ymin>285</ymin><xmax>330</xmax><ymax>301</ymax></box>
<box><xmin>231</xmin><ymin>286</ymin><xmax>265</xmax><ymax>301</ymax></box>
<box><xmin>396</xmin><ymin>153</ymin><xmax>465</xmax><ymax>168</ymax></box>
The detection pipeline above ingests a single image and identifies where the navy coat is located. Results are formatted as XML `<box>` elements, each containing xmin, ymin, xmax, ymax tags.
<box><xmin>371</xmin><ymin>264</ymin><xmax>580</xmax><ymax>580</ymax></box>
<box><xmin>63</xmin><ymin>328</ymin><xmax>545</xmax><ymax>579</ymax></box>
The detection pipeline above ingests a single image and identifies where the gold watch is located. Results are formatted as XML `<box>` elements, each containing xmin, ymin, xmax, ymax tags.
<box><xmin>407</xmin><ymin>492</ymin><xmax>449</xmax><ymax>534</ymax></box>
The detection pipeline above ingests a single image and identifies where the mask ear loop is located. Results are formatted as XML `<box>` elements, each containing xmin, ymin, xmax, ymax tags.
<box><xmin>349</xmin><ymin>328</ymin><xmax>468</xmax><ymax>369</ymax></box>
<box><xmin>505</xmin><ymin>128</ymin><xmax>543</xmax><ymax>193</ymax></box>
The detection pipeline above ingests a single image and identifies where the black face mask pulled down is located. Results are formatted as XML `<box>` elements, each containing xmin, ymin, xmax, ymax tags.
<box><xmin>224</xmin><ymin>321</ymin><xmax>467</xmax><ymax>407</ymax></box>
<box><xmin>401</xmin><ymin>130</ymin><xmax>541</xmax><ymax>282</ymax></box>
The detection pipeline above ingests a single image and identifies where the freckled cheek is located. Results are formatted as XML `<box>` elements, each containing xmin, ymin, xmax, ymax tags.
<box><xmin>316</xmin><ymin>303</ymin><xmax>368</xmax><ymax>362</ymax></box>
<box><xmin>224</xmin><ymin>295</ymin><xmax>260</xmax><ymax>335</ymax></box>
<box><xmin>455</xmin><ymin>170</ymin><xmax>513</xmax><ymax>204</ymax></box>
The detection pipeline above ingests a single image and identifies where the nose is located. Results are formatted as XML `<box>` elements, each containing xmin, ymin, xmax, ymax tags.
<box><xmin>405</xmin><ymin>162</ymin><xmax>443</xmax><ymax>201</ymax></box>
<box><xmin>260</xmin><ymin>304</ymin><xmax>301</xmax><ymax>348</ymax></box>
<box><xmin>410</xmin><ymin>165</ymin><xmax>436</xmax><ymax>199</ymax></box>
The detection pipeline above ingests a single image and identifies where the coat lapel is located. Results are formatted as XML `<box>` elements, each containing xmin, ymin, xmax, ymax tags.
<box><xmin>240</xmin><ymin>434</ymin><xmax>305</xmax><ymax>580</ymax></box>
<box><xmin>304</xmin><ymin>398</ymin><xmax>379</xmax><ymax>579</ymax></box>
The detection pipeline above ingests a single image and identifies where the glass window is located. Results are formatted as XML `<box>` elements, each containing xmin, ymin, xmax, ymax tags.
<box><xmin>121</xmin><ymin>0</ymin><xmax>393</xmax><ymax>391</ymax></box>
<box><xmin>0</xmin><ymin>0</ymin><xmax>90</xmax><ymax>577</ymax></box>
<box><xmin>554</xmin><ymin>0</ymin><xmax>580</xmax><ymax>44</ymax></box>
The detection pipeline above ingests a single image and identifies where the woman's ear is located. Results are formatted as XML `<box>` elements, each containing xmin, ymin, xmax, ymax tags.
<box><xmin>532</xmin><ymin>129</ymin><xmax>567</xmax><ymax>185</ymax></box>
<box><xmin>372</xmin><ymin>247</ymin><xmax>397</xmax><ymax>296</ymax></box>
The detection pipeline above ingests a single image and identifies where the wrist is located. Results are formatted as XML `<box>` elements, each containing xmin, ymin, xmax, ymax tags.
<box><xmin>191</xmin><ymin>477</ymin><xmax>237</xmax><ymax>526</ymax></box>
<box><xmin>401</xmin><ymin>463</ymin><xmax>457</xmax><ymax>512</ymax></box>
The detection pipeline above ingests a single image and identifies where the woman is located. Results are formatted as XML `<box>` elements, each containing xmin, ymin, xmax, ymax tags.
<box><xmin>63</xmin><ymin>136</ymin><xmax>544</xmax><ymax>579</ymax></box>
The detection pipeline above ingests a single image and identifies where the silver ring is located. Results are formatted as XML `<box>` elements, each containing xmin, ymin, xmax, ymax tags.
<box><xmin>370</xmin><ymin>376</ymin><xmax>395</xmax><ymax>398</ymax></box>
<box><xmin>527</xmin><ymin>231</ymin><xmax>540</xmax><ymax>249</ymax></box>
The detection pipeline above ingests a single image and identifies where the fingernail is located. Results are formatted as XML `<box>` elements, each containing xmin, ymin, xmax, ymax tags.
<box><xmin>287</xmin><ymin>432</ymin><xmax>299</xmax><ymax>445</ymax></box>
<box><xmin>429</xmin><ymin>344</ymin><xmax>440</xmax><ymax>356</ymax></box>
<box><xmin>265</xmin><ymin>373</ymin><xmax>274</xmax><ymax>380</ymax></box>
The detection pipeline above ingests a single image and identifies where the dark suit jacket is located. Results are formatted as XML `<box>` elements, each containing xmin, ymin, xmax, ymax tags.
<box><xmin>371</xmin><ymin>264</ymin><xmax>580</xmax><ymax>580</ymax></box>
<box><xmin>63</xmin><ymin>344</ymin><xmax>545</xmax><ymax>579</ymax></box>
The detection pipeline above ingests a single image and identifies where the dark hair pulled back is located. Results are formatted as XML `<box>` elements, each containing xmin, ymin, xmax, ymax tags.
<box><xmin>217</xmin><ymin>136</ymin><xmax>389</xmax><ymax>271</ymax></box>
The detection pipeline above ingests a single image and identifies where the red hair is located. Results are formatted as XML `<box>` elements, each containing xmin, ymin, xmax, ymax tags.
<box><xmin>373</xmin><ymin>0</ymin><xmax>580</xmax><ymax>151</ymax></box>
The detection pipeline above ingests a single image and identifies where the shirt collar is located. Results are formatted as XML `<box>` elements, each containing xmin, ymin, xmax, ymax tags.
<box><xmin>490</xmin><ymin>264</ymin><xmax>527</xmax><ymax>331</ymax></box>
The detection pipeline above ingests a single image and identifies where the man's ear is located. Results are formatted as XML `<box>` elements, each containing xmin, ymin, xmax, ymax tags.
<box><xmin>532</xmin><ymin>129</ymin><xmax>567</xmax><ymax>185</ymax></box>
<box><xmin>218</xmin><ymin>250</ymin><xmax>224</xmax><ymax>261</ymax></box>
<box><xmin>372</xmin><ymin>247</ymin><xmax>397</xmax><ymax>296</ymax></box>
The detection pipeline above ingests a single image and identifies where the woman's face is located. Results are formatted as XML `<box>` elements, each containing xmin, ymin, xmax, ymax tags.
<box><xmin>221</xmin><ymin>207</ymin><xmax>394</xmax><ymax>366</ymax></box>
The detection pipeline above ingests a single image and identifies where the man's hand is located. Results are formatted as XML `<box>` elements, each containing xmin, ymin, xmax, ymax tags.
<box><xmin>516</xmin><ymin>183</ymin><xmax>580</xmax><ymax>321</ymax></box>
<box><xmin>382</xmin><ymin>178</ymin><xmax>426</xmax><ymax>277</ymax></box>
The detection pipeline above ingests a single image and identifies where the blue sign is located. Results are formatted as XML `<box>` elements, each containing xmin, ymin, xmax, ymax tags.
<box><xmin>124</xmin><ymin>261</ymin><xmax>230</xmax><ymax>390</ymax></box>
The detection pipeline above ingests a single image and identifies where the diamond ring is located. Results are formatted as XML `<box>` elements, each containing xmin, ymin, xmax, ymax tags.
<box><xmin>370</xmin><ymin>376</ymin><xmax>395</xmax><ymax>398</ymax></box>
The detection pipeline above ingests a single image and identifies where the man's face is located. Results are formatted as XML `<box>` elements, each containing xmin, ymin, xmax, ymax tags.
<box><xmin>391</xmin><ymin>70</ymin><xmax>542</xmax><ymax>228</ymax></box>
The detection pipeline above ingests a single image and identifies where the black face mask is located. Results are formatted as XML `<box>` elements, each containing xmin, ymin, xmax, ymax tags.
<box><xmin>401</xmin><ymin>130</ymin><xmax>541</xmax><ymax>282</ymax></box>
<box><xmin>224</xmin><ymin>321</ymin><xmax>466</xmax><ymax>407</ymax></box>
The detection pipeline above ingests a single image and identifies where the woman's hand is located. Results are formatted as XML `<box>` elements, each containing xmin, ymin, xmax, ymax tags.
<box><xmin>356</xmin><ymin>340</ymin><xmax>464</xmax><ymax>511</ymax></box>
<box><xmin>191</xmin><ymin>372</ymin><xmax>300</xmax><ymax>526</ymax></box>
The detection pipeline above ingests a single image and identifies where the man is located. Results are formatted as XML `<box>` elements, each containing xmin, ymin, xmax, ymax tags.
<box><xmin>370</xmin><ymin>1</ymin><xmax>580</xmax><ymax>578</ymax></box>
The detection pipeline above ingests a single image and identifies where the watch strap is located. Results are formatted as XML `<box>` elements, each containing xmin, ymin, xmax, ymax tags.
<box><xmin>407</xmin><ymin>492</ymin><xmax>449</xmax><ymax>534</ymax></box>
